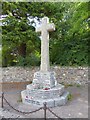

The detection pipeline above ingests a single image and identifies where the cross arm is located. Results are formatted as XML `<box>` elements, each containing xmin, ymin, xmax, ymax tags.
<box><xmin>47</xmin><ymin>23</ymin><xmax>55</xmax><ymax>32</ymax></box>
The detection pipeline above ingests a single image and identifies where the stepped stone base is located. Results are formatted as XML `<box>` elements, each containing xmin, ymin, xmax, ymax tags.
<box><xmin>21</xmin><ymin>90</ymin><xmax>69</xmax><ymax>107</ymax></box>
<box><xmin>26</xmin><ymin>84</ymin><xmax>64</xmax><ymax>99</ymax></box>
<box><xmin>21</xmin><ymin>71</ymin><xmax>69</xmax><ymax>108</ymax></box>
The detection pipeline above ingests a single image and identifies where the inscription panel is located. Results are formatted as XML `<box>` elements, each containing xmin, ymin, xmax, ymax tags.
<box><xmin>33</xmin><ymin>71</ymin><xmax>56</xmax><ymax>88</ymax></box>
<box><xmin>25</xmin><ymin>99</ymin><xmax>41</xmax><ymax>105</ymax></box>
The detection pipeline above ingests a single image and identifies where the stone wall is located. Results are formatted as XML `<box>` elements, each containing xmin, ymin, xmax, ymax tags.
<box><xmin>1</xmin><ymin>66</ymin><xmax>88</xmax><ymax>84</ymax></box>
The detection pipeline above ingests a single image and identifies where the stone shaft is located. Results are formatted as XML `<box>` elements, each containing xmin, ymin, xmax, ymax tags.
<box><xmin>36</xmin><ymin>17</ymin><xmax>55</xmax><ymax>71</ymax></box>
<box><xmin>41</xmin><ymin>30</ymin><xmax>49</xmax><ymax>71</ymax></box>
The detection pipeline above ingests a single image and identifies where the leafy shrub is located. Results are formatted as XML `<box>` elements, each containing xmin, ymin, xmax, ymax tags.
<box><xmin>16</xmin><ymin>54</ymin><xmax>40</xmax><ymax>67</ymax></box>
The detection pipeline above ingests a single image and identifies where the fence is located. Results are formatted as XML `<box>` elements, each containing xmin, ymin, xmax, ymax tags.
<box><xmin>0</xmin><ymin>92</ymin><xmax>64</xmax><ymax>120</ymax></box>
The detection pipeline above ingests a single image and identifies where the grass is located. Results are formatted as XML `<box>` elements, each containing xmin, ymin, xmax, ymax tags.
<box><xmin>17</xmin><ymin>97</ymin><xmax>22</xmax><ymax>103</ymax></box>
<box><xmin>60</xmin><ymin>82</ymin><xmax>74</xmax><ymax>88</ymax></box>
<box><xmin>67</xmin><ymin>93</ymin><xmax>73</xmax><ymax>101</ymax></box>
<box><xmin>60</xmin><ymin>82</ymin><xmax>82</xmax><ymax>88</ymax></box>
<box><xmin>76</xmin><ymin>84</ymin><xmax>81</xmax><ymax>87</ymax></box>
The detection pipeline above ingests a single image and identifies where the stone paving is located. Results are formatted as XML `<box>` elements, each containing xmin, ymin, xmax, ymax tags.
<box><xmin>0</xmin><ymin>108</ymin><xmax>23</xmax><ymax>118</ymax></box>
<box><xmin>0</xmin><ymin>84</ymin><xmax>88</xmax><ymax>118</ymax></box>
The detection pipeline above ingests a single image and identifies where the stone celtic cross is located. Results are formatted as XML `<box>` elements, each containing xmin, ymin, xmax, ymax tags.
<box><xmin>36</xmin><ymin>17</ymin><xmax>55</xmax><ymax>72</ymax></box>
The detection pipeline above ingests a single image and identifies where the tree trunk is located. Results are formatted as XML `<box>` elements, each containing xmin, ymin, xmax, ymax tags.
<box><xmin>18</xmin><ymin>43</ymin><xmax>26</xmax><ymax>58</ymax></box>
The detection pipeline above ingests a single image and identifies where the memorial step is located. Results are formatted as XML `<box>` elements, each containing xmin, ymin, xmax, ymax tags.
<box><xmin>21</xmin><ymin>90</ymin><xmax>69</xmax><ymax>107</ymax></box>
<box><xmin>26</xmin><ymin>84</ymin><xmax>64</xmax><ymax>99</ymax></box>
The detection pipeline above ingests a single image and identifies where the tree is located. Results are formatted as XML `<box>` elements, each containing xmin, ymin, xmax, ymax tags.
<box><xmin>2</xmin><ymin>2</ymin><xmax>89</xmax><ymax>67</ymax></box>
<box><xmin>50</xmin><ymin>2</ymin><xmax>89</xmax><ymax>66</ymax></box>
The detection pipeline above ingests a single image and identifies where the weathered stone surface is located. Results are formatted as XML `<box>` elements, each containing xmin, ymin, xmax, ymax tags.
<box><xmin>33</xmin><ymin>71</ymin><xmax>56</xmax><ymax>88</ymax></box>
<box><xmin>36</xmin><ymin>17</ymin><xmax>55</xmax><ymax>72</ymax></box>
<box><xmin>54</xmin><ymin>91</ymin><xmax>69</xmax><ymax>107</ymax></box>
<box><xmin>21</xmin><ymin>90</ymin><xmax>69</xmax><ymax>107</ymax></box>
<box><xmin>26</xmin><ymin>84</ymin><xmax>64</xmax><ymax>99</ymax></box>
<box><xmin>21</xmin><ymin>17</ymin><xmax>69</xmax><ymax>107</ymax></box>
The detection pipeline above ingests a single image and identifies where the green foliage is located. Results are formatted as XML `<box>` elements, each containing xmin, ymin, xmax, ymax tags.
<box><xmin>61</xmin><ymin>82</ymin><xmax>74</xmax><ymax>88</ymax></box>
<box><xmin>2</xmin><ymin>45</ymin><xmax>17</xmax><ymax>67</ymax></box>
<box><xmin>16</xmin><ymin>54</ymin><xmax>40</xmax><ymax>67</ymax></box>
<box><xmin>2</xmin><ymin>2</ymin><xmax>89</xmax><ymax>67</ymax></box>
<box><xmin>0</xmin><ymin>49</ymin><xmax>2</xmax><ymax>67</ymax></box>
<box><xmin>76</xmin><ymin>84</ymin><xmax>81</xmax><ymax>87</ymax></box>
<box><xmin>17</xmin><ymin>96</ymin><xmax>22</xmax><ymax>103</ymax></box>
<box><xmin>16</xmin><ymin>56</ymin><xmax>26</xmax><ymax>67</ymax></box>
<box><xmin>67</xmin><ymin>93</ymin><xmax>73</xmax><ymax>101</ymax></box>
<box><xmin>50</xmin><ymin>2</ymin><xmax>89</xmax><ymax>66</ymax></box>
<box><xmin>65</xmin><ymin>84</ymin><xmax>73</xmax><ymax>88</ymax></box>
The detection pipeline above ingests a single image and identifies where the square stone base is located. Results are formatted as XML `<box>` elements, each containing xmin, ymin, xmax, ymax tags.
<box><xmin>32</xmin><ymin>71</ymin><xmax>57</xmax><ymax>89</ymax></box>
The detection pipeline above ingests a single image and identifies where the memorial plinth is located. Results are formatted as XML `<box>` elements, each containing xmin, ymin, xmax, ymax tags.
<box><xmin>21</xmin><ymin>17</ymin><xmax>69</xmax><ymax>107</ymax></box>
<box><xmin>21</xmin><ymin>71</ymin><xmax>69</xmax><ymax>107</ymax></box>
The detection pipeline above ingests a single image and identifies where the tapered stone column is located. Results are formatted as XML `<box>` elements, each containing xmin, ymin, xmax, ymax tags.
<box><xmin>36</xmin><ymin>17</ymin><xmax>55</xmax><ymax>72</ymax></box>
